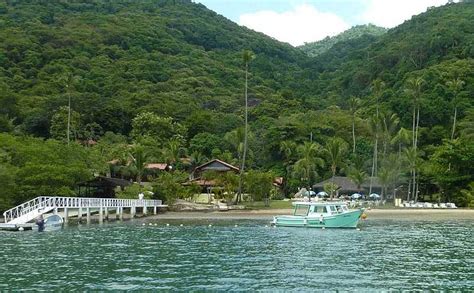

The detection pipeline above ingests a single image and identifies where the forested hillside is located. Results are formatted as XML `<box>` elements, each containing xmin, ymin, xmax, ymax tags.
<box><xmin>299</xmin><ymin>24</ymin><xmax>387</xmax><ymax>57</ymax></box>
<box><xmin>1</xmin><ymin>0</ymin><xmax>473</xmax><ymax>210</ymax></box>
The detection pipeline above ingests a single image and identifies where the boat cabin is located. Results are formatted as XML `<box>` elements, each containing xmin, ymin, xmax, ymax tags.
<box><xmin>293</xmin><ymin>202</ymin><xmax>349</xmax><ymax>217</ymax></box>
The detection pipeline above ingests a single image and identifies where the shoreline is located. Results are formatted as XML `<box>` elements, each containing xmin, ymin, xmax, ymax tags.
<box><xmin>146</xmin><ymin>208</ymin><xmax>474</xmax><ymax>221</ymax></box>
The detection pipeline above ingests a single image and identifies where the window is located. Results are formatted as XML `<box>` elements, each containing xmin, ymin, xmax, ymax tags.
<box><xmin>294</xmin><ymin>205</ymin><xmax>309</xmax><ymax>216</ymax></box>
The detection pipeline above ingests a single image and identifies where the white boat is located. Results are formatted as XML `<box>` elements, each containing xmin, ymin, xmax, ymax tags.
<box><xmin>33</xmin><ymin>214</ymin><xmax>64</xmax><ymax>232</ymax></box>
<box><xmin>272</xmin><ymin>202</ymin><xmax>365</xmax><ymax>228</ymax></box>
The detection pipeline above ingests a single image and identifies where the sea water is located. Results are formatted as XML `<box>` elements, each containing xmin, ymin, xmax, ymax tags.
<box><xmin>0</xmin><ymin>218</ymin><xmax>472</xmax><ymax>291</ymax></box>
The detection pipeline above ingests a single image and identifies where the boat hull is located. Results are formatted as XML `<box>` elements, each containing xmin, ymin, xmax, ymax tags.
<box><xmin>273</xmin><ymin>209</ymin><xmax>363</xmax><ymax>228</ymax></box>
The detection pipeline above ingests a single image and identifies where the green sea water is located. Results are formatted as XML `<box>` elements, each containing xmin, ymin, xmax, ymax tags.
<box><xmin>1</xmin><ymin>218</ymin><xmax>473</xmax><ymax>291</ymax></box>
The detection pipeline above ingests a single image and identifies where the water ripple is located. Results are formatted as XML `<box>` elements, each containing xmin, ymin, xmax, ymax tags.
<box><xmin>0</xmin><ymin>219</ymin><xmax>472</xmax><ymax>291</ymax></box>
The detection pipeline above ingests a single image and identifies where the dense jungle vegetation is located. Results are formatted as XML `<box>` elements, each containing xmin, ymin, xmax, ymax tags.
<box><xmin>299</xmin><ymin>24</ymin><xmax>387</xmax><ymax>57</ymax></box>
<box><xmin>0</xmin><ymin>0</ymin><xmax>473</xmax><ymax>211</ymax></box>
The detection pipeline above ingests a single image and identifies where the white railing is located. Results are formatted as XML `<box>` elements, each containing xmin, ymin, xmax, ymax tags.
<box><xmin>3</xmin><ymin>196</ymin><xmax>164</xmax><ymax>224</ymax></box>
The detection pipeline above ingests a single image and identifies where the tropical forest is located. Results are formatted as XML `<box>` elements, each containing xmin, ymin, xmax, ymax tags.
<box><xmin>1</xmin><ymin>0</ymin><xmax>473</xmax><ymax>212</ymax></box>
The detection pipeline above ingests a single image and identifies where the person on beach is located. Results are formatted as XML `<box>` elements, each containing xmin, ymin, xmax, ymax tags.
<box><xmin>35</xmin><ymin>215</ymin><xmax>45</xmax><ymax>232</ymax></box>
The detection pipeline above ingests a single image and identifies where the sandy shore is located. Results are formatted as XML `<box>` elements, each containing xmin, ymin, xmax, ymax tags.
<box><xmin>145</xmin><ymin>208</ymin><xmax>474</xmax><ymax>221</ymax></box>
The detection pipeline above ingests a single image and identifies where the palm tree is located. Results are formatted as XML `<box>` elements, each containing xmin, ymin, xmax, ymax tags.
<box><xmin>368</xmin><ymin>115</ymin><xmax>380</xmax><ymax>195</ymax></box>
<box><xmin>371</xmin><ymin>79</ymin><xmax>385</xmax><ymax>118</ymax></box>
<box><xmin>348</xmin><ymin>167</ymin><xmax>367</xmax><ymax>193</ymax></box>
<box><xmin>129</xmin><ymin>144</ymin><xmax>148</xmax><ymax>188</ymax></box>
<box><xmin>323</xmin><ymin>138</ymin><xmax>348</xmax><ymax>198</ymax></box>
<box><xmin>446</xmin><ymin>78</ymin><xmax>465</xmax><ymax>140</ymax></box>
<box><xmin>380</xmin><ymin>112</ymin><xmax>400</xmax><ymax>158</ymax></box>
<box><xmin>293</xmin><ymin>142</ymin><xmax>324</xmax><ymax>193</ymax></box>
<box><xmin>405</xmin><ymin>77</ymin><xmax>425</xmax><ymax>201</ymax></box>
<box><xmin>404</xmin><ymin>147</ymin><xmax>417</xmax><ymax>201</ymax></box>
<box><xmin>60</xmin><ymin>73</ymin><xmax>79</xmax><ymax>145</ymax></box>
<box><xmin>237</xmin><ymin>50</ymin><xmax>255</xmax><ymax>202</ymax></box>
<box><xmin>162</xmin><ymin>138</ymin><xmax>184</xmax><ymax>166</ymax></box>
<box><xmin>348</xmin><ymin>96</ymin><xmax>361</xmax><ymax>154</ymax></box>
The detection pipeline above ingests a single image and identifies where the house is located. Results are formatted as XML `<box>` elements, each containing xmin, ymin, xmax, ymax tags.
<box><xmin>77</xmin><ymin>176</ymin><xmax>131</xmax><ymax>198</ymax></box>
<box><xmin>190</xmin><ymin>159</ymin><xmax>239</xmax><ymax>180</ymax></box>
<box><xmin>313</xmin><ymin>176</ymin><xmax>382</xmax><ymax>196</ymax></box>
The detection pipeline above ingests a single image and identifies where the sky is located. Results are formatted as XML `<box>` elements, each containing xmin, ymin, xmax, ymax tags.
<box><xmin>195</xmin><ymin>0</ymin><xmax>451</xmax><ymax>46</ymax></box>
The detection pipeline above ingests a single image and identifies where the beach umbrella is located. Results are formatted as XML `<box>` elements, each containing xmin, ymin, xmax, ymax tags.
<box><xmin>351</xmin><ymin>193</ymin><xmax>362</xmax><ymax>199</ymax></box>
<box><xmin>303</xmin><ymin>190</ymin><xmax>316</xmax><ymax>197</ymax></box>
<box><xmin>316</xmin><ymin>191</ymin><xmax>328</xmax><ymax>197</ymax></box>
<box><xmin>369</xmin><ymin>193</ymin><xmax>380</xmax><ymax>199</ymax></box>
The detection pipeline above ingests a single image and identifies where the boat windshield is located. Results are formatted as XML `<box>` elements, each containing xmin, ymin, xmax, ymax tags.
<box><xmin>293</xmin><ymin>205</ymin><xmax>309</xmax><ymax>216</ymax></box>
<box><xmin>312</xmin><ymin>205</ymin><xmax>327</xmax><ymax>214</ymax></box>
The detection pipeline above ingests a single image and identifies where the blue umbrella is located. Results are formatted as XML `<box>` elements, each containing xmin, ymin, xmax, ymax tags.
<box><xmin>316</xmin><ymin>191</ymin><xmax>328</xmax><ymax>197</ymax></box>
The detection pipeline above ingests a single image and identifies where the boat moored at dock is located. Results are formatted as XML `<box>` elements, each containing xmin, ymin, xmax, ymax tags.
<box><xmin>272</xmin><ymin>201</ymin><xmax>364</xmax><ymax>228</ymax></box>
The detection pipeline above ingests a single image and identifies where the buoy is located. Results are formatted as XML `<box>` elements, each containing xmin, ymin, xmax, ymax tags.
<box><xmin>18</xmin><ymin>227</ymin><xmax>24</xmax><ymax>231</ymax></box>
<box><xmin>142</xmin><ymin>223</ymin><xmax>146</xmax><ymax>226</ymax></box>
<box><xmin>361</xmin><ymin>213</ymin><xmax>368</xmax><ymax>220</ymax></box>
<box><xmin>208</xmin><ymin>224</ymin><xmax>212</xmax><ymax>227</ymax></box>
<box><xmin>357</xmin><ymin>228</ymin><xmax>361</xmax><ymax>231</ymax></box>
<box><xmin>234</xmin><ymin>224</ymin><xmax>238</xmax><ymax>227</ymax></box>
<box><xmin>154</xmin><ymin>223</ymin><xmax>158</xmax><ymax>226</ymax></box>
<box><xmin>166</xmin><ymin>223</ymin><xmax>170</xmax><ymax>227</ymax></box>
<box><xmin>322</xmin><ymin>227</ymin><xmax>325</xmax><ymax>230</ymax></box>
<box><xmin>265</xmin><ymin>225</ymin><xmax>268</xmax><ymax>227</ymax></box>
<box><xmin>180</xmin><ymin>224</ymin><xmax>183</xmax><ymax>227</ymax></box>
<box><xmin>148</xmin><ymin>223</ymin><xmax>152</xmax><ymax>226</ymax></box>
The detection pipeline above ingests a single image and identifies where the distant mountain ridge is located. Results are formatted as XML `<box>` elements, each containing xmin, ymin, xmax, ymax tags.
<box><xmin>298</xmin><ymin>24</ymin><xmax>387</xmax><ymax>57</ymax></box>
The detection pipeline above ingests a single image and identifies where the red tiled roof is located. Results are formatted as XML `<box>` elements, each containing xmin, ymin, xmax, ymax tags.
<box><xmin>145</xmin><ymin>163</ymin><xmax>168</xmax><ymax>170</ymax></box>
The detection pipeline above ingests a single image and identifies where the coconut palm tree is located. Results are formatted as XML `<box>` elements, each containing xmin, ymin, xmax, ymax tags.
<box><xmin>293</xmin><ymin>142</ymin><xmax>324</xmax><ymax>193</ymax></box>
<box><xmin>380</xmin><ymin>112</ymin><xmax>400</xmax><ymax>158</ymax></box>
<box><xmin>348</xmin><ymin>96</ymin><xmax>361</xmax><ymax>154</ymax></box>
<box><xmin>60</xmin><ymin>73</ymin><xmax>80</xmax><ymax>145</ymax></box>
<box><xmin>405</xmin><ymin>77</ymin><xmax>425</xmax><ymax>201</ymax></box>
<box><xmin>348</xmin><ymin>167</ymin><xmax>367</xmax><ymax>193</ymax></box>
<box><xmin>323</xmin><ymin>138</ymin><xmax>348</xmax><ymax>198</ymax></box>
<box><xmin>368</xmin><ymin>115</ymin><xmax>381</xmax><ymax>194</ymax></box>
<box><xmin>446</xmin><ymin>78</ymin><xmax>465</xmax><ymax>140</ymax></box>
<box><xmin>371</xmin><ymin>79</ymin><xmax>385</xmax><ymax>118</ymax></box>
<box><xmin>237</xmin><ymin>50</ymin><xmax>255</xmax><ymax>202</ymax></box>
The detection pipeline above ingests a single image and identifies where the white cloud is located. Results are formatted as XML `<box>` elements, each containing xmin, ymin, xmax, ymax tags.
<box><xmin>238</xmin><ymin>4</ymin><xmax>350</xmax><ymax>46</ymax></box>
<box><xmin>360</xmin><ymin>0</ymin><xmax>449</xmax><ymax>28</ymax></box>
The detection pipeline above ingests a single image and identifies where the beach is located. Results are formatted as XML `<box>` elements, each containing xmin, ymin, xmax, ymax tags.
<box><xmin>146</xmin><ymin>208</ymin><xmax>474</xmax><ymax>221</ymax></box>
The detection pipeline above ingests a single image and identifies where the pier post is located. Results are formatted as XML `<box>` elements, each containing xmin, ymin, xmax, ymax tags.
<box><xmin>86</xmin><ymin>207</ymin><xmax>91</xmax><ymax>224</ymax></box>
<box><xmin>54</xmin><ymin>208</ymin><xmax>58</xmax><ymax>215</ymax></box>
<box><xmin>143</xmin><ymin>202</ymin><xmax>147</xmax><ymax>215</ymax></box>
<box><xmin>104</xmin><ymin>207</ymin><xmax>108</xmax><ymax>220</ymax></box>
<box><xmin>64</xmin><ymin>208</ymin><xmax>69</xmax><ymax>224</ymax></box>
<box><xmin>119</xmin><ymin>207</ymin><xmax>123</xmax><ymax>221</ymax></box>
<box><xmin>99</xmin><ymin>205</ymin><xmax>103</xmax><ymax>223</ymax></box>
<box><xmin>153</xmin><ymin>206</ymin><xmax>157</xmax><ymax>215</ymax></box>
<box><xmin>78</xmin><ymin>207</ymin><xmax>82</xmax><ymax>222</ymax></box>
<box><xmin>131</xmin><ymin>206</ymin><xmax>136</xmax><ymax>218</ymax></box>
<box><xmin>115</xmin><ymin>207</ymin><xmax>119</xmax><ymax>220</ymax></box>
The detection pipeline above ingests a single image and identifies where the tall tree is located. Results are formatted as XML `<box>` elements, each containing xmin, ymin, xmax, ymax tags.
<box><xmin>237</xmin><ymin>50</ymin><xmax>255</xmax><ymax>202</ymax></box>
<box><xmin>405</xmin><ymin>77</ymin><xmax>425</xmax><ymax>201</ymax></box>
<box><xmin>323</xmin><ymin>138</ymin><xmax>348</xmax><ymax>198</ymax></box>
<box><xmin>293</xmin><ymin>142</ymin><xmax>324</xmax><ymax>193</ymax></box>
<box><xmin>368</xmin><ymin>115</ymin><xmax>380</xmax><ymax>195</ymax></box>
<box><xmin>129</xmin><ymin>144</ymin><xmax>148</xmax><ymax>188</ymax></box>
<box><xmin>446</xmin><ymin>78</ymin><xmax>465</xmax><ymax>140</ymax></box>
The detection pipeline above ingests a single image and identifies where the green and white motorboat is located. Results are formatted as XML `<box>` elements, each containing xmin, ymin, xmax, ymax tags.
<box><xmin>272</xmin><ymin>201</ymin><xmax>365</xmax><ymax>228</ymax></box>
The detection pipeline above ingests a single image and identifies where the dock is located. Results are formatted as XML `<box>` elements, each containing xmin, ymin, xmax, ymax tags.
<box><xmin>1</xmin><ymin>196</ymin><xmax>167</xmax><ymax>231</ymax></box>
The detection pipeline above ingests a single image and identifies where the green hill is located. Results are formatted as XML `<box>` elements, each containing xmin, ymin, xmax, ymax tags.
<box><xmin>299</xmin><ymin>24</ymin><xmax>387</xmax><ymax>57</ymax></box>
<box><xmin>0</xmin><ymin>0</ymin><xmax>473</xmax><ymax>208</ymax></box>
